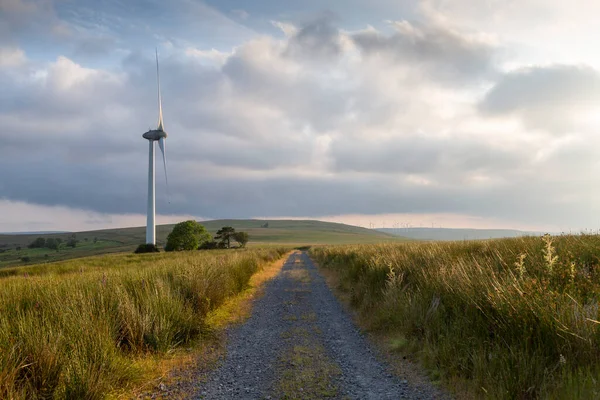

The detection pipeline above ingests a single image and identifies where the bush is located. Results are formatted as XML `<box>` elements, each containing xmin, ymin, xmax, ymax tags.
<box><xmin>28</xmin><ymin>238</ymin><xmax>45</xmax><ymax>249</ymax></box>
<box><xmin>45</xmin><ymin>238</ymin><xmax>60</xmax><ymax>250</ymax></box>
<box><xmin>198</xmin><ymin>240</ymin><xmax>218</xmax><ymax>250</ymax></box>
<box><xmin>165</xmin><ymin>221</ymin><xmax>211</xmax><ymax>252</ymax></box>
<box><xmin>134</xmin><ymin>244</ymin><xmax>160</xmax><ymax>254</ymax></box>
<box><xmin>20</xmin><ymin>256</ymin><xmax>31</xmax><ymax>262</ymax></box>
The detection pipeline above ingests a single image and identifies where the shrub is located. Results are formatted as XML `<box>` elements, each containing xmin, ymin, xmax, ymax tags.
<box><xmin>198</xmin><ymin>240</ymin><xmax>218</xmax><ymax>250</ymax></box>
<box><xmin>134</xmin><ymin>244</ymin><xmax>160</xmax><ymax>254</ymax></box>
<box><xmin>233</xmin><ymin>232</ymin><xmax>249</xmax><ymax>248</ymax></box>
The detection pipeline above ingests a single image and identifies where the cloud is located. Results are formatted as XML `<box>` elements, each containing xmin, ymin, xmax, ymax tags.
<box><xmin>419</xmin><ymin>0</ymin><xmax>600</xmax><ymax>67</ymax></box>
<box><xmin>351</xmin><ymin>18</ymin><xmax>498</xmax><ymax>83</ymax></box>
<box><xmin>73</xmin><ymin>35</ymin><xmax>117</xmax><ymax>58</ymax></box>
<box><xmin>0</xmin><ymin>46</ymin><xmax>26</xmax><ymax>67</ymax></box>
<box><xmin>480</xmin><ymin>65</ymin><xmax>600</xmax><ymax>134</ymax></box>
<box><xmin>0</xmin><ymin>0</ymin><xmax>69</xmax><ymax>45</ymax></box>
<box><xmin>231</xmin><ymin>9</ymin><xmax>249</xmax><ymax>20</ymax></box>
<box><xmin>284</xmin><ymin>15</ymin><xmax>343</xmax><ymax>61</ymax></box>
<box><xmin>0</xmin><ymin>199</ymin><xmax>202</xmax><ymax>232</ymax></box>
<box><xmin>330</xmin><ymin>134</ymin><xmax>527</xmax><ymax>180</ymax></box>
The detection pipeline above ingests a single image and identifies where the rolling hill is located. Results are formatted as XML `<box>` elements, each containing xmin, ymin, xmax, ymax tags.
<box><xmin>378</xmin><ymin>227</ymin><xmax>543</xmax><ymax>241</ymax></box>
<box><xmin>0</xmin><ymin>219</ymin><xmax>400</xmax><ymax>268</ymax></box>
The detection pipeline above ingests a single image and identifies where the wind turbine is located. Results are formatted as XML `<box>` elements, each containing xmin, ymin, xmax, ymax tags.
<box><xmin>142</xmin><ymin>49</ymin><xmax>169</xmax><ymax>245</ymax></box>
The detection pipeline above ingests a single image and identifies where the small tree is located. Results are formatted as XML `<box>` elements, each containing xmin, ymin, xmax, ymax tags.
<box><xmin>215</xmin><ymin>226</ymin><xmax>236</xmax><ymax>249</ymax></box>
<box><xmin>165</xmin><ymin>220</ymin><xmax>211</xmax><ymax>252</ymax></box>
<box><xmin>28</xmin><ymin>237</ymin><xmax>46</xmax><ymax>249</ymax></box>
<box><xmin>233</xmin><ymin>231</ymin><xmax>249</xmax><ymax>248</ymax></box>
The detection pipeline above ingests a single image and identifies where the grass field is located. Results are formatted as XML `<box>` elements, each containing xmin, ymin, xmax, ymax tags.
<box><xmin>0</xmin><ymin>247</ymin><xmax>289</xmax><ymax>399</ymax></box>
<box><xmin>0</xmin><ymin>219</ymin><xmax>399</xmax><ymax>268</ymax></box>
<box><xmin>310</xmin><ymin>234</ymin><xmax>600</xmax><ymax>399</ymax></box>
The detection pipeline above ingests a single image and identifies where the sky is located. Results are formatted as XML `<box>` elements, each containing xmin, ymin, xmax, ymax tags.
<box><xmin>1</xmin><ymin>0</ymin><xmax>600</xmax><ymax>232</ymax></box>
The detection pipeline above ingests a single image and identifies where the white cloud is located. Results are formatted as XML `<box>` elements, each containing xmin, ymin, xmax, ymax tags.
<box><xmin>0</xmin><ymin>46</ymin><xmax>26</xmax><ymax>68</ymax></box>
<box><xmin>0</xmin><ymin>199</ymin><xmax>203</xmax><ymax>232</ymax></box>
<box><xmin>185</xmin><ymin>47</ymin><xmax>232</xmax><ymax>65</ymax></box>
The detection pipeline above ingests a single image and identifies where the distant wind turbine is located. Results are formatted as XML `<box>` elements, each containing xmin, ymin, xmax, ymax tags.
<box><xmin>142</xmin><ymin>49</ymin><xmax>169</xmax><ymax>245</ymax></box>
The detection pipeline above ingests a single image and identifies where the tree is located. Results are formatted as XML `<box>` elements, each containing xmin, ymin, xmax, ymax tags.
<box><xmin>66</xmin><ymin>234</ymin><xmax>78</xmax><ymax>248</ymax></box>
<box><xmin>215</xmin><ymin>226</ymin><xmax>236</xmax><ymax>249</ymax></box>
<box><xmin>46</xmin><ymin>238</ymin><xmax>60</xmax><ymax>250</ymax></box>
<box><xmin>233</xmin><ymin>232</ymin><xmax>249</xmax><ymax>248</ymax></box>
<box><xmin>165</xmin><ymin>220</ymin><xmax>211</xmax><ymax>252</ymax></box>
<box><xmin>28</xmin><ymin>237</ymin><xmax>46</xmax><ymax>249</ymax></box>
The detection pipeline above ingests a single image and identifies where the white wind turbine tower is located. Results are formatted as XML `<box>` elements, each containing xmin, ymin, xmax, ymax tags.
<box><xmin>142</xmin><ymin>49</ymin><xmax>169</xmax><ymax>245</ymax></box>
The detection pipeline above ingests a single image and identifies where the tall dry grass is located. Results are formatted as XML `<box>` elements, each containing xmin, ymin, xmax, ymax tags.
<box><xmin>0</xmin><ymin>248</ymin><xmax>288</xmax><ymax>399</ymax></box>
<box><xmin>311</xmin><ymin>235</ymin><xmax>600</xmax><ymax>399</ymax></box>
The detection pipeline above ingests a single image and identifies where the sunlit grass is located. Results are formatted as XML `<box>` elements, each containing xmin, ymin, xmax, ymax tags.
<box><xmin>0</xmin><ymin>247</ymin><xmax>289</xmax><ymax>399</ymax></box>
<box><xmin>311</xmin><ymin>234</ymin><xmax>600</xmax><ymax>399</ymax></box>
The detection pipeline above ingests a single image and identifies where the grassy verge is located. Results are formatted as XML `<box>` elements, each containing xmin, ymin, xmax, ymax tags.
<box><xmin>310</xmin><ymin>235</ymin><xmax>600</xmax><ymax>399</ymax></box>
<box><xmin>0</xmin><ymin>247</ymin><xmax>290</xmax><ymax>399</ymax></box>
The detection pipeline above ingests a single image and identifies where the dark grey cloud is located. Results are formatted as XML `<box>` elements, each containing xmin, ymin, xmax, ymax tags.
<box><xmin>352</xmin><ymin>20</ymin><xmax>497</xmax><ymax>83</ymax></box>
<box><xmin>283</xmin><ymin>14</ymin><xmax>342</xmax><ymax>61</ymax></box>
<box><xmin>73</xmin><ymin>35</ymin><xmax>117</xmax><ymax>58</ymax></box>
<box><xmin>330</xmin><ymin>135</ymin><xmax>528</xmax><ymax>176</ymax></box>
<box><xmin>480</xmin><ymin>64</ymin><xmax>600</xmax><ymax>133</ymax></box>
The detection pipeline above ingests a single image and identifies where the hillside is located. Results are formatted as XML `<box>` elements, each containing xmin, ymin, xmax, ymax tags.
<box><xmin>378</xmin><ymin>227</ymin><xmax>543</xmax><ymax>241</ymax></box>
<box><xmin>0</xmin><ymin>219</ymin><xmax>400</xmax><ymax>268</ymax></box>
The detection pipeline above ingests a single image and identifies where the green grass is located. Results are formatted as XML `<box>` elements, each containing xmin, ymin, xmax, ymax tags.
<box><xmin>0</xmin><ymin>247</ymin><xmax>289</xmax><ymax>399</ymax></box>
<box><xmin>310</xmin><ymin>234</ymin><xmax>600</xmax><ymax>399</ymax></box>
<box><xmin>0</xmin><ymin>220</ymin><xmax>400</xmax><ymax>268</ymax></box>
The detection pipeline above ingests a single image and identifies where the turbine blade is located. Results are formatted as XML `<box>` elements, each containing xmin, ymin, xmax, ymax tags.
<box><xmin>158</xmin><ymin>137</ymin><xmax>169</xmax><ymax>202</ymax></box>
<box><xmin>156</xmin><ymin>48</ymin><xmax>164</xmax><ymax>131</ymax></box>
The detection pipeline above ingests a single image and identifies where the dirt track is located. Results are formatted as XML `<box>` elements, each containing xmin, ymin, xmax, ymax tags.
<box><xmin>193</xmin><ymin>251</ymin><xmax>448</xmax><ymax>399</ymax></box>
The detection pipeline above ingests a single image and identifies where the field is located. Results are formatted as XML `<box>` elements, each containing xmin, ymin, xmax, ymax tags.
<box><xmin>0</xmin><ymin>219</ymin><xmax>399</xmax><ymax>268</ymax></box>
<box><xmin>0</xmin><ymin>247</ymin><xmax>289</xmax><ymax>399</ymax></box>
<box><xmin>310</xmin><ymin>234</ymin><xmax>600</xmax><ymax>399</ymax></box>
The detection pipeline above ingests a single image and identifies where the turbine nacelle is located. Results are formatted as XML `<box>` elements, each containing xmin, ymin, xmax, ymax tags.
<box><xmin>142</xmin><ymin>129</ymin><xmax>168</xmax><ymax>141</ymax></box>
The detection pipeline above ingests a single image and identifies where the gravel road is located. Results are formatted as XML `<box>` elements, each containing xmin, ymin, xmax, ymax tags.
<box><xmin>192</xmin><ymin>251</ymin><xmax>449</xmax><ymax>400</ymax></box>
